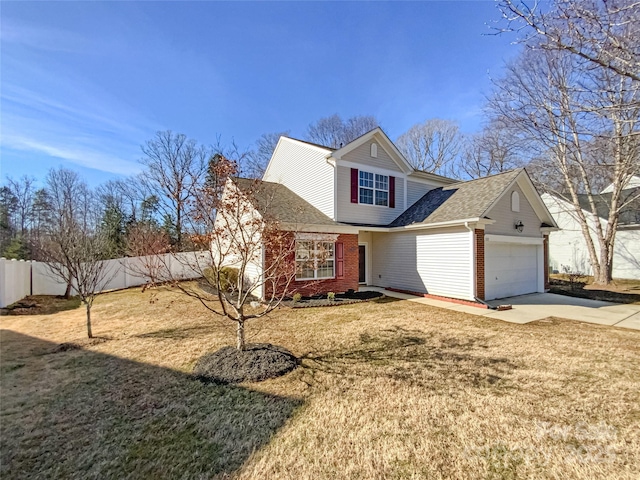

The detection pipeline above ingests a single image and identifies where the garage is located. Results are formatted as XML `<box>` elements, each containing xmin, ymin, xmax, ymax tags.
<box><xmin>485</xmin><ymin>238</ymin><xmax>542</xmax><ymax>300</ymax></box>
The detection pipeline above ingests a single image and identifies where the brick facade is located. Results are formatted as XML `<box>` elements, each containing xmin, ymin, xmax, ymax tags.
<box><xmin>265</xmin><ymin>233</ymin><xmax>360</xmax><ymax>298</ymax></box>
<box><xmin>475</xmin><ymin>229</ymin><xmax>485</xmax><ymax>300</ymax></box>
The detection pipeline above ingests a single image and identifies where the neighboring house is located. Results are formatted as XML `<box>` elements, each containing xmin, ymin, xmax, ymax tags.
<box><xmin>542</xmin><ymin>181</ymin><xmax>640</xmax><ymax>280</ymax></box>
<box><xmin>221</xmin><ymin>128</ymin><xmax>558</xmax><ymax>302</ymax></box>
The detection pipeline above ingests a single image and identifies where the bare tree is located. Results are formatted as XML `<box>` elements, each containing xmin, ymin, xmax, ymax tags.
<box><xmin>487</xmin><ymin>44</ymin><xmax>639</xmax><ymax>285</ymax></box>
<box><xmin>0</xmin><ymin>176</ymin><xmax>36</xmax><ymax>258</ymax></box>
<box><xmin>396</xmin><ymin>119</ymin><xmax>464</xmax><ymax>177</ymax></box>
<box><xmin>36</xmin><ymin>168</ymin><xmax>94</xmax><ymax>298</ymax></box>
<box><xmin>306</xmin><ymin>114</ymin><xmax>379</xmax><ymax>149</ymax></box>
<box><xmin>30</xmin><ymin>188</ymin><xmax>51</xmax><ymax>246</ymax></box>
<box><xmin>497</xmin><ymin>0</ymin><xmax>640</xmax><ymax>82</ymax></box>
<box><xmin>65</xmin><ymin>227</ymin><xmax>118</xmax><ymax>338</ymax></box>
<box><xmin>0</xmin><ymin>186</ymin><xmax>17</xmax><ymax>256</ymax></box>
<box><xmin>5</xmin><ymin>175</ymin><xmax>36</xmax><ymax>237</ymax></box>
<box><xmin>144</xmin><ymin>158</ymin><xmax>306</xmax><ymax>351</ymax></box>
<box><xmin>139</xmin><ymin>131</ymin><xmax>209</xmax><ymax>249</ymax></box>
<box><xmin>34</xmin><ymin>168</ymin><xmax>116</xmax><ymax>336</ymax></box>
<box><xmin>460</xmin><ymin>119</ymin><xmax>524</xmax><ymax>178</ymax></box>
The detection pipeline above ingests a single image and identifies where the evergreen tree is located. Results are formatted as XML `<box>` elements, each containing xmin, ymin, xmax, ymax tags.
<box><xmin>100</xmin><ymin>202</ymin><xmax>127</xmax><ymax>258</ymax></box>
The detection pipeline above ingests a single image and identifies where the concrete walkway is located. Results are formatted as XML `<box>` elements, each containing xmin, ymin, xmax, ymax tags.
<box><xmin>361</xmin><ymin>287</ymin><xmax>640</xmax><ymax>330</ymax></box>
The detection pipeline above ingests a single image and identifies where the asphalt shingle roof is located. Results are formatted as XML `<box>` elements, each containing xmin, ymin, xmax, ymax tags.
<box><xmin>234</xmin><ymin>169</ymin><xmax>534</xmax><ymax>230</ymax></box>
<box><xmin>390</xmin><ymin>169</ymin><xmax>523</xmax><ymax>227</ymax></box>
<box><xmin>576</xmin><ymin>188</ymin><xmax>640</xmax><ymax>226</ymax></box>
<box><xmin>233</xmin><ymin>178</ymin><xmax>340</xmax><ymax>226</ymax></box>
<box><xmin>388</xmin><ymin>188</ymin><xmax>456</xmax><ymax>227</ymax></box>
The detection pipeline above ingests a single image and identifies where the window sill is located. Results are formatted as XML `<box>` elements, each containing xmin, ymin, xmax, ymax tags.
<box><xmin>357</xmin><ymin>202</ymin><xmax>392</xmax><ymax>208</ymax></box>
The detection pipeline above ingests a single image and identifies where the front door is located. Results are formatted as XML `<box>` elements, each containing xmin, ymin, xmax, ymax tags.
<box><xmin>358</xmin><ymin>245</ymin><xmax>366</xmax><ymax>283</ymax></box>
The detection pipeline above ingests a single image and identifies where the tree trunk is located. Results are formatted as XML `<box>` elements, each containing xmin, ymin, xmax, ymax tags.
<box><xmin>236</xmin><ymin>320</ymin><xmax>245</xmax><ymax>351</ymax></box>
<box><xmin>593</xmin><ymin>244</ymin><xmax>613</xmax><ymax>286</ymax></box>
<box><xmin>64</xmin><ymin>281</ymin><xmax>72</xmax><ymax>300</ymax></box>
<box><xmin>86</xmin><ymin>303</ymin><xmax>93</xmax><ymax>339</ymax></box>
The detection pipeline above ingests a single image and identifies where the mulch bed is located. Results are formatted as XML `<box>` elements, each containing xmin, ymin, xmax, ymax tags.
<box><xmin>286</xmin><ymin>290</ymin><xmax>384</xmax><ymax>308</ymax></box>
<box><xmin>0</xmin><ymin>295</ymin><xmax>81</xmax><ymax>316</ymax></box>
<box><xmin>549</xmin><ymin>279</ymin><xmax>640</xmax><ymax>304</ymax></box>
<box><xmin>193</xmin><ymin>343</ymin><xmax>299</xmax><ymax>384</ymax></box>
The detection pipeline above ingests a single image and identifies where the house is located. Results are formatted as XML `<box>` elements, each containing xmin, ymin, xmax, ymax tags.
<box><xmin>222</xmin><ymin>128</ymin><xmax>558</xmax><ymax>302</ymax></box>
<box><xmin>542</xmin><ymin>179</ymin><xmax>640</xmax><ymax>280</ymax></box>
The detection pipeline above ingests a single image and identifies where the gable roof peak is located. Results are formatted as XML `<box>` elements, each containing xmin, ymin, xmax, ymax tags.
<box><xmin>330</xmin><ymin>127</ymin><xmax>414</xmax><ymax>173</ymax></box>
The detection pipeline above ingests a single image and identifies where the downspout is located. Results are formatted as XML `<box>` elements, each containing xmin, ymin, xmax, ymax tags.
<box><xmin>465</xmin><ymin>221</ymin><xmax>495</xmax><ymax>309</ymax></box>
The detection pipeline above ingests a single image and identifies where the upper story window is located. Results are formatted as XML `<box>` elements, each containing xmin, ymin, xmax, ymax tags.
<box><xmin>359</xmin><ymin>171</ymin><xmax>389</xmax><ymax>206</ymax></box>
<box><xmin>295</xmin><ymin>241</ymin><xmax>335</xmax><ymax>280</ymax></box>
<box><xmin>511</xmin><ymin>191</ymin><xmax>520</xmax><ymax>212</ymax></box>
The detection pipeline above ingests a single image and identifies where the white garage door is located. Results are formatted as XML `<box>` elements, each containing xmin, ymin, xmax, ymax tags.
<box><xmin>485</xmin><ymin>242</ymin><xmax>539</xmax><ymax>300</ymax></box>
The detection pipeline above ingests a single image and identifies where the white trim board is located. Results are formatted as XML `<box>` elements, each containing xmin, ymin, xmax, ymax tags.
<box><xmin>484</xmin><ymin>234</ymin><xmax>544</xmax><ymax>245</ymax></box>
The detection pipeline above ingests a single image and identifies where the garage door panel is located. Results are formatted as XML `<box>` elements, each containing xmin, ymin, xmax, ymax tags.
<box><xmin>485</xmin><ymin>243</ymin><xmax>539</xmax><ymax>300</ymax></box>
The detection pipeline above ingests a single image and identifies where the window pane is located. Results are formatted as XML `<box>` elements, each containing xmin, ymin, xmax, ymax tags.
<box><xmin>296</xmin><ymin>264</ymin><xmax>315</xmax><ymax>280</ymax></box>
<box><xmin>375</xmin><ymin>174</ymin><xmax>388</xmax><ymax>191</ymax></box>
<box><xmin>359</xmin><ymin>171</ymin><xmax>373</xmax><ymax>188</ymax></box>
<box><xmin>375</xmin><ymin>190</ymin><xmax>388</xmax><ymax>206</ymax></box>
<box><xmin>318</xmin><ymin>242</ymin><xmax>334</xmax><ymax>259</ymax></box>
<box><xmin>296</xmin><ymin>241</ymin><xmax>312</xmax><ymax>260</ymax></box>
<box><xmin>317</xmin><ymin>260</ymin><xmax>334</xmax><ymax>279</ymax></box>
<box><xmin>360</xmin><ymin>188</ymin><xmax>373</xmax><ymax>204</ymax></box>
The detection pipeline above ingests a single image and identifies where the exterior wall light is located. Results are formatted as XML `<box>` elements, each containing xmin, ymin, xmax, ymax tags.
<box><xmin>515</xmin><ymin>220</ymin><xmax>524</xmax><ymax>233</ymax></box>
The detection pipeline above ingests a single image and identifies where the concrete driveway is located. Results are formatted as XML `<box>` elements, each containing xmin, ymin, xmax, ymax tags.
<box><xmin>484</xmin><ymin>293</ymin><xmax>640</xmax><ymax>329</ymax></box>
<box><xmin>363</xmin><ymin>287</ymin><xmax>640</xmax><ymax>330</ymax></box>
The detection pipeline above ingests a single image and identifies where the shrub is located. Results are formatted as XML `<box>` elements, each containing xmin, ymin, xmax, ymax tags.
<box><xmin>203</xmin><ymin>266</ymin><xmax>240</xmax><ymax>292</ymax></box>
<box><xmin>292</xmin><ymin>293</ymin><xmax>302</xmax><ymax>303</ymax></box>
<box><xmin>327</xmin><ymin>292</ymin><xmax>335</xmax><ymax>301</ymax></box>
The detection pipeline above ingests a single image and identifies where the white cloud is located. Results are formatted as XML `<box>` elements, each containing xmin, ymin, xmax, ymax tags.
<box><xmin>2</xmin><ymin>132</ymin><xmax>142</xmax><ymax>176</ymax></box>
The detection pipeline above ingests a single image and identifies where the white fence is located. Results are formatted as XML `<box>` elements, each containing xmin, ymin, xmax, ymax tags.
<box><xmin>0</xmin><ymin>253</ymin><xmax>206</xmax><ymax>308</ymax></box>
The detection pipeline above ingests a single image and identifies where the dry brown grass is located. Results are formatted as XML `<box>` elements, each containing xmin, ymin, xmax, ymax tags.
<box><xmin>1</xmin><ymin>284</ymin><xmax>639</xmax><ymax>479</ymax></box>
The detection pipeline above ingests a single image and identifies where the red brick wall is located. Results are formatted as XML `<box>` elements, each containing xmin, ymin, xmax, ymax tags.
<box><xmin>543</xmin><ymin>234</ymin><xmax>550</xmax><ymax>289</ymax></box>
<box><xmin>265</xmin><ymin>233</ymin><xmax>359</xmax><ymax>298</ymax></box>
<box><xmin>475</xmin><ymin>229</ymin><xmax>485</xmax><ymax>300</ymax></box>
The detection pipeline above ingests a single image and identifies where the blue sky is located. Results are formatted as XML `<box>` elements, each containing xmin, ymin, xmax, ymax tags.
<box><xmin>1</xmin><ymin>1</ymin><xmax>521</xmax><ymax>187</ymax></box>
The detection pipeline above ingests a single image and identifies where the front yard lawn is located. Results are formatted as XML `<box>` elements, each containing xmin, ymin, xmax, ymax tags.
<box><xmin>1</xmin><ymin>286</ymin><xmax>639</xmax><ymax>479</ymax></box>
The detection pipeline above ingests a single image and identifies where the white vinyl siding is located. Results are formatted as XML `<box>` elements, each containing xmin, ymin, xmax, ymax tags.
<box><xmin>243</xmin><ymin>255</ymin><xmax>264</xmax><ymax>300</ymax></box>
<box><xmin>371</xmin><ymin>228</ymin><xmax>474</xmax><ymax>301</ymax></box>
<box><xmin>543</xmin><ymin>194</ymin><xmax>640</xmax><ymax>279</ymax></box>
<box><xmin>485</xmin><ymin>242</ymin><xmax>541</xmax><ymax>300</ymax></box>
<box><xmin>485</xmin><ymin>184</ymin><xmax>542</xmax><ymax>238</ymax></box>
<box><xmin>263</xmin><ymin>138</ymin><xmax>335</xmax><ymax>220</ymax></box>
<box><xmin>336</xmin><ymin>166</ymin><xmax>404</xmax><ymax>225</ymax></box>
<box><xmin>406</xmin><ymin>180</ymin><xmax>435</xmax><ymax>207</ymax></box>
<box><xmin>612</xmin><ymin>229</ymin><xmax>640</xmax><ymax>279</ymax></box>
<box><xmin>211</xmin><ymin>205</ymin><xmax>264</xmax><ymax>300</ymax></box>
<box><xmin>342</xmin><ymin>140</ymin><xmax>404</xmax><ymax>173</ymax></box>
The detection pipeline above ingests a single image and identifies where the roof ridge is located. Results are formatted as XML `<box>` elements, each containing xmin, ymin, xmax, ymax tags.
<box><xmin>445</xmin><ymin>168</ymin><xmax>523</xmax><ymax>188</ymax></box>
<box><xmin>280</xmin><ymin>136</ymin><xmax>335</xmax><ymax>151</ymax></box>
